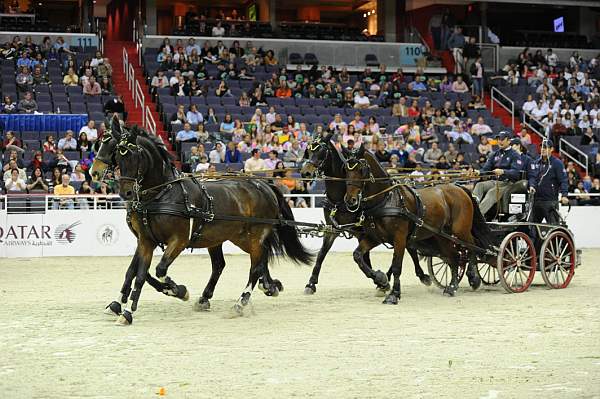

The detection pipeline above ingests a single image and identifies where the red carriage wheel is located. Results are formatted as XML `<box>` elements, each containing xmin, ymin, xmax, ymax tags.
<box><xmin>427</xmin><ymin>257</ymin><xmax>465</xmax><ymax>289</ymax></box>
<box><xmin>497</xmin><ymin>232</ymin><xmax>537</xmax><ymax>293</ymax></box>
<box><xmin>540</xmin><ymin>230</ymin><xmax>576</xmax><ymax>289</ymax></box>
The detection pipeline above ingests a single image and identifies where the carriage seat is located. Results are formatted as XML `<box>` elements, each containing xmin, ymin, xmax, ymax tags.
<box><xmin>497</xmin><ymin>180</ymin><xmax>529</xmax><ymax>220</ymax></box>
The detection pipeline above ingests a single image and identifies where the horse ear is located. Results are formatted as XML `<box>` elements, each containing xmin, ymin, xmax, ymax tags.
<box><xmin>110</xmin><ymin>115</ymin><xmax>121</xmax><ymax>139</ymax></box>
<box><xmin>357</xmin><ymin>143</ymin><xmax>366</xmax><ymax>157</ymax></box>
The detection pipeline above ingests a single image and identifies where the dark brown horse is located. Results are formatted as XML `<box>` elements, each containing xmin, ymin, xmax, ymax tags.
<box><xmin>300</xmin><ymin>134</ymin><xmax>431</xmax><ymax>294</ymax></box>
<box><xmin>91</xmin><ymin>119</ymin><xmax>313</xmax><ymax>324</ymax></box>
<box><xmin>343</xmin><ymin>145</ymin><xmax>492</xmax><ymax>304</ymax></box>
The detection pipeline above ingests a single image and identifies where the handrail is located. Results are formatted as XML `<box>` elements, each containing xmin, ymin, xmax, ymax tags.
<box><xmin>521</xmin><ymin>111</ymin><xmax>546</xmax><ymax>140</ymax></box>
<box><xmin>560</xmin><ymin>138</ymin><xmax>589</xmax><ymax>175</ymax></box>
<box><xmin>122</xmin><ymin>47</ymin><xmax>128</xmax><ymax>77</ymax></box>
<box><xmin>128</xmin><ymin>63</ymin><xmax>135</xmax><ymax>97</ymax></box>
<box><xmin>146</xmin><ymin>105</ymin><xmax>156</xmax><ymax>136</ymax></box>
<box><xmin>134</xmin><ymin>80</ymin><xmax>145</xmax><ymax>126</ymax></box>
<box><xmin>490</xmin><ymin>87</ymin><xmax>515</xmax><ymax>131</ymax></box>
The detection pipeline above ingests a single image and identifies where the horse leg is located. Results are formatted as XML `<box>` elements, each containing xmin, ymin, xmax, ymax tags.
<box><xmin>304</xmin><ymin>232</ymin><xmax>336</xmax><ymax>295</ymax></box>
<box><xmin>194</xmin><ymin>245</ymin><xmax>226</xmax><ymax>312</ymax></box>
<box><xmin>104</xmin><ymin>248</ymin><xmax>140</xmax><ymax>316</ymax></box>
<box><xmin>231</xmin><ymin>242</ymin><xmax>268</xmax><ymax>317</ymax></box>
<box><xmin>116</xmin><ymin>240</ymin><xmax>155</xmax><ymax>325</ymax></box>
<box><xmin>154</xmin><ymin>238</ymin><xmax>190</xmax><ymax>302</ymax></box>
<box><xmin>408</xmin><ymin>248</ymin><xmax>432</xmax><ymax>286</ymax></box>
<box><xmin>435</xmin><ymin>238</ymin><xmax>461</xmax><ymax>297</ymax></box>
<box><xmin>383</xmin><ymin>231</ymin><xmax>408</xmax><ymax>305</ymax></box>
<box><xmin>258</xmin><ymin>265</ymin><xmax>283</xmax><ymax>297</ymax></box>
<box><xmin>352</xmin><ymin>237</ymin><xmax>389</xmax><ymax>290</ymax></box>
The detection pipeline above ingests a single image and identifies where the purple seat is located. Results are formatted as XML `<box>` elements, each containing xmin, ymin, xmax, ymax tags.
<box><xmin>175</xmin><ymin>96</ymin><xmax>190</xmax><ymax>106</ymax></box>
<box><xmin>87</xmin><ymin>103</ymin><xmax>103</xmax><ymax>113</ymax></box>
<box><xmin>221</xmin><ymin>97</ymin><xmax>236</xmax><ymax>106</ymax></box>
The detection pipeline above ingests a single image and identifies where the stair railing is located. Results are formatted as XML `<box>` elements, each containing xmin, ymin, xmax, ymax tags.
<box><xmin>121</xmin><ymin>46</ymin><xmax>156</xmax><ymax>136</ymax></box>
<box><xmin>146</xmin><ymin>105</ymin><xmax>156</xmax><ymax>136</ymax></box>
<box><xmin>134</xmin><ymin>80</ymin><xmax>145</xmax><ymax>127</ymax></box>
<box><xmin>490</xmin><ymin>86</ymin><xmax>515</xmax><ymax>131</ymax></box>
<box><xmin>560</xmin><ymin>138</ymin><xmax>589</xmax><ymax>175</ymax></box>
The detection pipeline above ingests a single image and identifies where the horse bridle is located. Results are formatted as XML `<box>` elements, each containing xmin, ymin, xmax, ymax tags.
<box><xmin>343</xmin><ymin>157</ymin><xmax>374</xmax><ymax>213</ymax></box>
<box><xmin>115</xmin><ymin>133</ymin><xmax>146</xmax><ymax>202</ymax></box>
<box><xmin>304</xmin><ymin>139</ymin><xmax>332</xmax><ymax>178</ymax></box>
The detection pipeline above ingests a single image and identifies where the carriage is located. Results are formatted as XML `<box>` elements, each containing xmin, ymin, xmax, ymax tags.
<box><xmin>426</xmin><ymin>189</ymin><xmax>581</xmax><ymax>293</ymax></box>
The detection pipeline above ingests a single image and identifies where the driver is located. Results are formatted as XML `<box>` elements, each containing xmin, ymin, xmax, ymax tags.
<box><xmin>527</xmin><ymin>139</ymin><xmax>569</xmax><ymax>224</ymax></box>
<box><xmin>473</xmin><ymin>131</ymin><xmax>521</xmax><ymax>216</ymax></box>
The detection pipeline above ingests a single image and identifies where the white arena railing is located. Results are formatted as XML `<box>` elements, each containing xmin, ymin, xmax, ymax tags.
<box><xmin>122</xmin><ymin>46</ymin><xmax>157</xmax><ymax>136</ymax></box>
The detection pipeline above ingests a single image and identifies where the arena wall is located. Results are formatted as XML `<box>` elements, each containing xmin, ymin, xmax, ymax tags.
<box><xmin>0</xmin><ymin>207</ymin><xmax>598</xmax><ymax>258</ymax></box>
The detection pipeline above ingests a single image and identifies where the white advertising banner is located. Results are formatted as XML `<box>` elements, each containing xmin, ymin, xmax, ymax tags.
<box><xmin>1</xmin><ymin>207</ymin><xmax>599</xmax><ymax>258</ymax></box>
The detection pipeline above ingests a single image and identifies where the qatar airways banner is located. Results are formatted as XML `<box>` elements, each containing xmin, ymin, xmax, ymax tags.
<box><xmin>0</xmin><ymin>208</ymin><xmax>599</xmax><ymax>258</ymax></box>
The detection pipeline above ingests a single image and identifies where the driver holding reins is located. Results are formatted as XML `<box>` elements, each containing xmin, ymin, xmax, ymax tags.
<box><xmin>472</xmin><ymin>131</ymin><xmax>521</xmax><ymax>216</ymax></box>
<box><xmin>527</xmin><ymin>138</ymin><xmax>569</xmax><ymax>225</ymax></box>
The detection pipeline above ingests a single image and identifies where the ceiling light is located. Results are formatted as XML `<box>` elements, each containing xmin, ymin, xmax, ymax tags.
<box><xmin>363</xmin><ymin>13</ymin><xmax>366</xmax><ymax>17</ymax></box>
<box><xmin>372</xmin><ymin>9</ymin><xmax>375</xmax><ymax>13</ymax></box>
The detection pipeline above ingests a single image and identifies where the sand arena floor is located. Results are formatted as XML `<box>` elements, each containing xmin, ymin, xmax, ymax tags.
<box><xmin>0</xmin><ymin>250</ymin><xmax>599</xmax><ymax>399</ymax></box>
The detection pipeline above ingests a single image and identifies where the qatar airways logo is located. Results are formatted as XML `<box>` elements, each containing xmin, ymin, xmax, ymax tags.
<box><xmin>0</xmin><ymin>221</ymin><xmax>81</xmax><ymax>245</ymax></box>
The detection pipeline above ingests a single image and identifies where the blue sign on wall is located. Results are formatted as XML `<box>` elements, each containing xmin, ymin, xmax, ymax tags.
<box><xmin>69</xmin><ymin>36</ymin><xmax>99</xmax><ymax>49</ymax></box>
<box><xmin>399</xmin><ymin>44</ymin><xmax>426</xmax><ymax>66</ymax></box>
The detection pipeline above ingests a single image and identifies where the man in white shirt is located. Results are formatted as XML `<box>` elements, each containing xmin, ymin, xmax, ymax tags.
<box><xmin>58</xmin><ymin>130</ymin><xmax>78</xmax><ymax>150</ymax></box>
<box><xmin>169</xmin><ymin>70</ymin><xmax>181</xmax><ymax>87</ymax></box>
<box><xmin>79</xmin><ymin>120</ymin><xmax>98</xmax><ymax>142</ymax></box>
<box><xmin>545</xmin><ymin>49</ymin><xmax>558</xmax><ymax>67</ymax></box>
<box><xmin>531</xmin><ymin>101</ymin><xmax>548</xmax><ymax>120</ymax></box>
<box><xmin>244</xmin><ymin>149</ymin><xmax>266</xmax><ymax>172</ymax></box>
<box><xmin>471</xmin><ymin>117</ymin><xmax>493</xmax><ymax>136</ymax></box>
<box><xmin>5</xmin><ymin>169</ymin><xmax>26</xmax><ymax>192</ymax></box>
<box><xmin>212</xmin><ymin>21</ymin><xmax>225</xmax><ymax>37</ymax></box>
<box><xmin>353</xmin><ymin>90</ymin><xmax>370</xmax><ymax>109</ymax></box>
<box><xmin>209</xmin><ymin>142</ymin><xmax>225</xmax><ymax>163</ymax></box>
<box><xmin>329</xmin><ymin>114</ymin><xmax>348</xmax><ymax>131</ymax></box>
<box><xmin>185</xmin><ymin>38</ymin><xmax>201</xmax><ymax>56</ymax></box>
<box><xmin>522</xmin><ymin>95</ymin><xmax>537</xmax><ymax>114</ymax></box>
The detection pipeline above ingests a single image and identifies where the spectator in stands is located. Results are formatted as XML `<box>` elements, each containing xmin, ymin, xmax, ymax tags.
<box><xmin>195</xmin><ymin>154</ymin><xmax>210</xmax><ymax>173</ymax></box>
<box><xmin>522</xmin><ymin>94</ymin><xmax>536</xmax><ymax>115</ymax></box>
<box><xmin>225</xmin><ymin>141</ymin><xmax>241</xmax><ymax>163</ymax></box>
<box><xmin>354</xmin><ymin>89</ymin><xmax>370</xmax><ymax>109</ymax></box>
<box><xmin>276</xmin><ymin>82</ymin><xmax>292</xmax><ymax>98</ymax></box>
<box><xmin>32</xmin><ymin>65</ymin><xmax>49</xmax><ymax>87</ymax></box>
<box><xmin>43</xmin><ymin>135</ymin><xmax>56</xmax><ymax>153</ymax></box>
<box><xmin>17</xmin><ymin>91</ymin><xmax>37</xmax><ymax>113</ymax></box>
<box><xmin>2</xmin><ymin>131</ymin><xmax>23</xmax><ymax>153</ymax></box>
<box><xmin>212</xmin><ymin>21</ymin><xmax>225</xmax><ymax>37</ymax></box>
<box><xmin>99</xmin><ymin>76</ymin><xmax>112</xmax><ymax>95</ymax></box>
<box><xmin>209</xmin><ymin>142</ymin><xmax>225</xmax><ymax>163</ymax></box>
<box><xmin>366</xmin><ymin>116</ymin><xmax>380</xmax><ymax>136</ymax></box>
<box><xmin>471</xmin><ymin>56</ymin><xmax>483</xmax><ymax>96</ymax></box>
<box><xmin>220</xmin><ymin>114</ymin><xmax>235</xmax><ymax>135</ymax></box>
<box><xmin>244</xmin><ymin>149</ymin><xmax>266</xmax><ymax>172</ymax></box>
<box><xmin>52</xmin><ymin>174</ymin><xmax>75</xmax><ymax>209</ymax></box>
<box><xmin>215</xmin><ymin>81</ymin><xmax>230</xmax><ymax>97</ymax></box>
<box><xmin>392</xmin><ymin>97</ymin><xmax>409</xmax><ymax>117</ymax></box>
<box><xmin>478</xmin><ymin>135</ymin><xmax>492</xmax><ymax>156</ymax></box>
<box><xmin>186</xmin><ymin>104</ymin><xmax>203</xmax><ymax>125</ymax></box>
<box><xmin>104</xmin><ymin>95</ymin><xmax>126</xmax><ymax>120</ymax></box>
<box><xmin>451</xmin><ymin>75</ymin><xmax>469</xmax><ymax>93</ymax></box>
<box><xmin>284</xmin><ymin>141</ymin><xmax>304</xmax><ymax>163</ymax></box>
<box><xmin>58</xmin><ymin>130</ymin><xmax>77</xmax><ymax>151</ymax></box>
<box><xmin>374</xmin><ymin>142</ymin><xmax>390</xmax><ymax>162</ymax></box>
<box><xmin>265</xmin><ymin>150</ymin><xmax>279</xmax><ymax>169</ymax></box>
<box><xmin>79</xmin><ymin>120</ymin><xmax>98</xmax><ymax>142</ymax></box>
<box><xmin>27</xmin><ymin>151</ymin><xmax>48</xmax><ymax>174</ymax></box>
<box><xmin>471</xmin><ymin>116</ymin><xmax>492</xmax><ymax>136</ymax></box>
<box><xmin>424</xmin><ymin>142</ymin><xmax>442</xmax><ymax>164</ymax></box>
<box><xmin>264</xmin><ymin>50</ymin><xmax>278</xmax><ymax>65</ymax></box>
<box><xmin>444</xmin><ymin>143</ymin><xmax>459</xmax><ymax>163</ymax></box>
<box><xmin>176</xmin><ymin>123</ymin><xmax>198</xmax><ymax>142</ymax></box>
<box><xmin>83</xmin><ymin>76</ymin><xmax>101</xmax><ymax>96</ymax></box>
<box><xmin>545</xmin><ymin>49</ymin><xmax>558</xmax><ymax>68</ymax></box>
<box><xmin>3</xmin><ymin>158</ymin><xmax>26</xmax><ymax>181</ymax></box>
<box><xmin>238</xmin><ymin>91</ymin><xmax>251</xmax><ymax>107</ymax></box>
<box><xmin>550</xmin><ymin>117</ymin><xmax>568</xmax><ymax>146</ymax></box>
<box><xmin>16</xmin><ymin>65</ymin><xmax>33</xmax><ymax>93</ymax></box>
<box><xmin>447</xmin><ymin>27</ymin><xmax>465</xmax><ymax>74</ymax></box>
<box><xmin>54</xmin><ymin>36</ymin><xmax>75</xmax><ymax>55</ymax></box>
<box><xmin>2</xmin><ymin>95</ymin><xmax>17</xmax><ymax>114</ymax></box>
<box><xmin>77</xmin><ymin>132</ymin><xmax>91</xmax><ymax>152</ymax></box>
<box><xmin>151</xmin><ymin>70</ymin><xmax>169</xmax><ymax>94</ymax></box>
<box><xmin>436</xmin><ymin>155</ymin><xmax>451</xmax><ymax>170</ymax></box>
<box><xmin>581</xmin><ymin>127</ymin><xmax>599</xmax><ymax>146</ymax></box>
<box><xmin>170</xmin><ymin>104</ymin><xmax>187</xmax><ymax>126</ymax></box>
<box><xmin>63</xmin><ymin>67</ymin><xmax>79</xmax><ymax>86</ymax></box>
<box><xmin>5</xmin><ymin>168</ymin><xmax>26</xmax><ymax>192</ymax></box>
<box><xmin>26</xmin><ymin>167</ymin><xmax>49</xmax><ymax>192</ymax></box>
<box><xmin>530</xmin><ymin>100</ymin><xmax>547</xmax><ymax>120</ymax></box>
<box><xmin>70</xmin><ymin>164</ymin><xmax>86</xmax><ymax>183</ymax></box>
<box><xmin>349</xmin><ymin>112</ymin><xmax>366</xmax><ymax>132</ymax></box>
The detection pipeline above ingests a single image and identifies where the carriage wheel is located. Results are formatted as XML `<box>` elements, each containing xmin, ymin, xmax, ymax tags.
<box><xmin>477</xmin><ymin>263</ymin><xmax>500</xmax><ymax>285</ymax></box>
<box><xmin>427</xmin><ymin>257</ymin><xmax>465</xmax><ymax>289</ymax></box>
<box><xmin>497</xmin><ymin>232</ymin><xmax>537</xmax><ymax>293</ymax></box>
<box><xmin>540</xmin><ymin>230</ymin><xmax>575</xmax><ymax>289</ymax></box>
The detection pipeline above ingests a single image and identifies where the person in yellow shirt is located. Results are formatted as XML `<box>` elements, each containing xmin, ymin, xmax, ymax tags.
<box><xmin>63</xmin><ymin>67</ymin><xmax>79</xmax><ymax>86</ymax></box>
<box><xmin>53</xmin><ymin>174</ymin><xmax>75</xmax><ymax>209</ymax></box>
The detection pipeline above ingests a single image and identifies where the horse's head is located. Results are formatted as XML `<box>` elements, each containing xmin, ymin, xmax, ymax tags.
<box><xmin>114</xmin><ymin>125</ymin><xmax>148</xmax><ymax>201</ymax></box>
<box><xmin>342</xmin><ymin>144</ymin><xmax>370</xmax><ymax>212</ymax></box>
<box><xmin>300</xmin><ymin>132</ymin><xmax>334</xmax><ymax>177</ymax></box>
<box><xmin>90</xmin><ymin>115</ymin><xmax>122</xmax><ymax>178</ymax></box>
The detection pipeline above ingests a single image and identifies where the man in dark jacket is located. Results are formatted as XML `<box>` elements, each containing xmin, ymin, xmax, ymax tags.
<box><xmin>527</xmin><ymin>139</ymin><xmax>569</xmax><ymax>224</ymax></box>
<box><xmin>473</xmin><ymin>131</ymin><xmax>521</xmax><ymax>217</ymax></box>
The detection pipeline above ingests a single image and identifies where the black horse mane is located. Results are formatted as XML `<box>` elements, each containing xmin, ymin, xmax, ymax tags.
<box><xmin>131</xmin><ymin>126</ymin><xmax>175</xmax><ymax>167</ymax></box>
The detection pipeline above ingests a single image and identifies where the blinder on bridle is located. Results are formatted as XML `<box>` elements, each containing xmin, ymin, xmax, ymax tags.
<box><xmin>343</xmin><ymin>156</ymin><xmax>374</xmax><ymax>213</ymax></box>
<box><xmin>304</xmin><ymin>138</ymin><xmax>332</xmax><ymax>176</ymax></box>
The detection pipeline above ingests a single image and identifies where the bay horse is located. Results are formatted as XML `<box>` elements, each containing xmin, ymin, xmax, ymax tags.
<box><xmin>91</xmin><ymin>118</ymin><xmax>313</xmax><ymax>324</ymax></box>
<box><xmin>300</xmin><ymin>133</ymin><xmax>432</xmax><ymax>294</ymax></box>
<box><xmin>342</xmin><ymin>145</ymin><xmax>493</xmax><ymax>304</ymax></box>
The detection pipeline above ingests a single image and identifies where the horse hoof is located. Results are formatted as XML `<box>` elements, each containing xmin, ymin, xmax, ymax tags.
<box><xmin>304</xmin><ymin>285</ymin><xmax>316</xmax><ymax>295</ymax></box>
<box><xmin>193</xmin><ymin>298</ymin><xmax>210</xmax><ymax>312</ymax></box>
<box><xmin>468</xmin><ymin>276</ymin><xmax>482</xmax><ymax>291</ymax></box>
<box><xmin>272</xmin><ymin>279</ymin><xmax>284</xmax><ymax>292</ymax></box>
<box><xmin>375</xmin><ymin>284</ymin><xmax>390</xmax><ymax>297</ymax></box>
<box><xmin>382</xmin><ymin>294</ymin><xmax>399</xmax><ymax>305</ymax></box>
<box><xmin>176</xmin><ymin>285</ymin><xmax>189</xmax><ymax>301</ymax></box>
<box><xmin>373</xmin><ymin>270</ymin><xmax>388</xmax><ymax>287</ymax></box>
<box><xmin>420</xmin><ymin>274</ymin><xmax>433</xmax><ymax>286</ymax></box>
<box><xmin>104</xmin><ymin>301</ymin><xmax>122</xmax><ymax>316</ymax></box>
<box><xmin>230</xmin><ymin>303</ymin><xmax>244</xmax><ymax>318</ymax></box>
<box><xmin>115</xmin><ymin>310</ymin><xmax>133</xmax><ymax>326</ymax></box>
<box><xmin>269</xmin><ymin>287</ymin><xmax>279</xmax><ymax>297</ymax></box>
<box><xmin>443</xmin><ymin>286</ymin><xmax>457</xmax><ymax>297</ymax></box>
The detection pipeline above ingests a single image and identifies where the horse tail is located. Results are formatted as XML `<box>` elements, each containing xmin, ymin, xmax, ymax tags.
<box><xmin>265</xmin><ymin>184</ymin><xmax>314</xmax><ymax>265</ymax></box>
<box><xmin>459</xmin><ymin>185</ymin><xmax>494</xmax><ymax>250</ymax></box>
